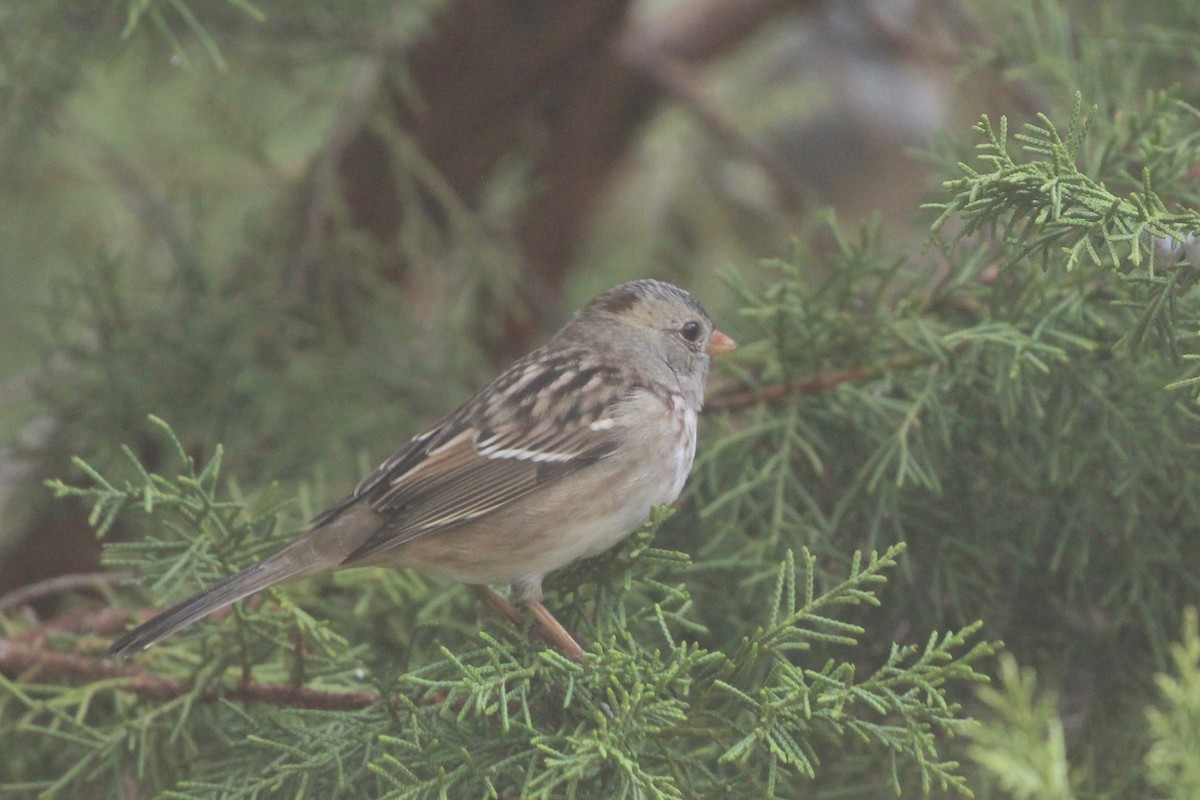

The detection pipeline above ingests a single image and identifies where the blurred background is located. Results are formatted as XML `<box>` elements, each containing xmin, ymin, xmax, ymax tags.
<box><xmin>6</xmin><ymin>0</ymin><xmax>1200</xmax><ymax>795</ymax></box>
<box><xmin>0</xmin><ymin>0</ymin><xmax>1041</xmax><ymax>591</ymax></box>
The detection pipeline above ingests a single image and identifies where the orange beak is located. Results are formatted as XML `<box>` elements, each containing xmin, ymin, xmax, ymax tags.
<box><xmin>706</xmin><ymin>329</ymin><xmax>737</xmax><ymax>357</ymax></box>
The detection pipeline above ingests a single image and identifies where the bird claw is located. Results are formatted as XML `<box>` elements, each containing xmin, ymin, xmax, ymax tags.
<box><xmin>469</xmin><ymin>585</ymin><xmax>585</xmax><ymax>662</ymax></box>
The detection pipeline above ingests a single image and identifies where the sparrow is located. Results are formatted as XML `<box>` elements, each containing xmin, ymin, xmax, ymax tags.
<box><xmin>109</xmin><ymin>279</ymin><xmax>735</xmax><ymax>661</ymax></box>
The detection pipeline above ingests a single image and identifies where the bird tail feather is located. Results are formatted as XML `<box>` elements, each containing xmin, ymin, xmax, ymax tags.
<box><xmin>108</xmin><ymin>553</ymin><xmax>305</xmax><ymax>657</ymax></box>
<box><xmin>109</xmin><ymin>501</ymin><xmax>375</xmax><ymax>657</ymax></box>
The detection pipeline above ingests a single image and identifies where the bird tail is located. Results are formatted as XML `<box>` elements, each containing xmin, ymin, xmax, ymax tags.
<box><xmin>107</xmin><ymin>552</ymin><xmax>307</xmax><ymax>657</ymax></box>
<box><xmin>108</xmin><ymin>500</ymin><xmax>376</xmax><ymax>657</ymax></box>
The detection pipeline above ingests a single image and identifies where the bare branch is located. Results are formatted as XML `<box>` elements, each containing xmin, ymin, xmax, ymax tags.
<box><xmin>625</xmin><ymin>0</ymin><xmax>817</xmax><ymax>64</ymax></box>
<box><xmin>0</xmin><ymin>571</ymin><xmax>133</xmax><ymax>614</ymax></box>
<box><xmin>0</xmin><ymin>639</ymin><xmax>384</xmax><ymax>711</ymax></box>
<box><xmin>706</xmin><ymin>354</ymin><xmax>926</xmax><ymax>411</ymax></box>
<box><xmin>621</xmin><ymin>45</ymin><xmax>808</xmax><ymax>213</ymax></box>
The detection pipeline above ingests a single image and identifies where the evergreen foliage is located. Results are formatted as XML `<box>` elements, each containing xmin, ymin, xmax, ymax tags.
<box><xmin>1144</xmin><ymin>608</ymin><xmax>1200</xmax><ymax>800</ymax></box>
<box><xmin>0</xmin><ymin>420</ymin><xmax>992</xmax><ymax>798</ymax></box>
<box><xmin>3</xmin><ymin>0</ymin><xmax>1200</xmax><ymax>798</ymax></box>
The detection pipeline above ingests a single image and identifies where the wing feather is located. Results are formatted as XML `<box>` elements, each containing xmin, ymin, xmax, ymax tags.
<box><xmin>334</xmin><ymin>351</ymin><xmax>625</xmax><ymax>565</ymax></box>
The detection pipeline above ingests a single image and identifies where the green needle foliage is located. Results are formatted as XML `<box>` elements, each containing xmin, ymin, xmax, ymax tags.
<box><xmin>929</xmin><ymin>94</ymin><xmax>1200</xmax><ymax>365</ymax></box>
<box><xmin>5</xmin><ymin>89</ymin><xmax>1200</xmax><ymax>800</ymax></box>
<box><xmin>8</xmin><ymin>91</ymin><xmax>1200</xmax><ymax>798</ymax></box>
<box><xmin>0</xmin><ymin>420</ymin><xmax>995</xmax><ymax>798</ymax></box>
<box><xmin>6</xmin><ymin>1</ymin><xmax>1200</xmax><ymax>798</ymax></box>
<box><xmin>668</xmin><ymin>64</ymin><xmax>1200</xmax><ymax>799</ymax></box>
<box><xmin>1144</xmin><ymin>608</ymin><xmax>1200</xmax><ymax>800</ymax></box>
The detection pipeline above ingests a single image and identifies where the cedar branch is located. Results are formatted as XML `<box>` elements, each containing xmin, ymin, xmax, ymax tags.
<box><xmin>0</xmin><ymin>639</ymin><xmax>384</xmax><ymax>711</ymax></box>
<box><xmin>0</xmin><ymin>571</ymin><xmax>133</xmax><ymax>614</ymax></box>
<box><xmin>706</xmin><ymin>353</ymin><xmax>927</xmax><ymax>411</ymax></box>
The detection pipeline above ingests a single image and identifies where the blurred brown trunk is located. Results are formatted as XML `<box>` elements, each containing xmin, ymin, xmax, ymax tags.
<box><xmin>337</xmin><ymin>0</ymin><xmax>811</xmax><ymax>360</ymax></box>
<box><xmin>339</xmin><ymin>0</ymin><xmax>651</xmax><ymax>360</ymax></box>
<box><xmin>0</xmin><ymin>0</ymin><xmax>812</xmax><ymax>601</ymax></box>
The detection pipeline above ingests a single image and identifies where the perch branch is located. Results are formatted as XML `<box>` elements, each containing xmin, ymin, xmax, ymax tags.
<box><xmin>0</xmin><ymin>571</ymin><xmax>133</xmax><ymax>614</ymax></box>
<box><xmin>0</xmin><ymin>639</ymin><xmax>383</xmax><ymax>711</ymax></box>
<box><xmin>621</xmin><ymin>43</ymin><xmax>808</xmax><ymax>212</ymax></box>
<box><xmin>707</xmin><ymin>353</ymin><xmax>927</xmax><ymax>411</ymax></box>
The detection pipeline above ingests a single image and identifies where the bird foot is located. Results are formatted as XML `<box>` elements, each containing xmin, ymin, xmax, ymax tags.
<box><xmin>469</xmin><ymin>585</ymin><xmax>585</xmax><ymax>662</ymax></box>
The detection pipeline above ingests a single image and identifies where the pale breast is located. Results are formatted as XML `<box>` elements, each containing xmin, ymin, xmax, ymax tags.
<box><xmin>668</xmin><ymin>393</ymin><xmax>699</xmax><ymax>501</ymax></box>
<box><xmin>566</xmin><ymin>389</ymin><xmax>697</xmax><ymax>560</ymax></box>
<box><xmin>390</xmin><ymin>387</ymin><xmax>701</xmax><ymax>586</ymax></box>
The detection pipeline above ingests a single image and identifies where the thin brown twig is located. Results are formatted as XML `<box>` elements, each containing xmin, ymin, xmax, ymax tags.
<box><xmin>1</xmin><ymin>593</ymin><xmax>561</xmax><ymax>713</ymax></box>
<box><xmin>86</xmin><ymin>138</ymin><xmax>200</xmax><ymax>286</ymax></box>
<box><xmin>615</xmin><ymin>0</ymin><xmax>820</xmax><ymax>214</ymax></box>
<box><xmin>10</xmin><ymin>606</ymin><xmax>138</xmax><ymax>645</ymax></box>
<box><xmin>706</xmin><ymin>353</ymin><xmax>927</xmax><ymax>412</ymax></box>
<box><xmin>284</xmin><ymin>3</ymin><xmax>411</xmax><ymax>288</ymax></box>
<box><xmin>625</xmin><ymin>0</ymin><xmax>816</xmax><ymax>64</ymax></box>
<box><xmin>0</xmin><ymin>571</ymin><xmax>135</xmax><ymax>615</ymax></box>
<box><xmin>622</xmin><ymin>44</ymin><xmax>809</xmax><ymax>213</ymax></box>
<box><xmin>0</xmin><ymin>639</ymin><xmax>384</xmax><ymax>711</ymax></box>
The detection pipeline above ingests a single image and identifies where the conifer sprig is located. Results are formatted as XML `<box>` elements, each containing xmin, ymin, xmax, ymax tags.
<box><xmin>3</xmin><ymin>420</ymin><xmax>993</xmax><ymax>798</ymax></box>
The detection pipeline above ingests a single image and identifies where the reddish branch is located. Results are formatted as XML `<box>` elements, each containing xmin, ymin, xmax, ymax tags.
<box><xmin>623</xmin><ymin>47</ymin><xmax>808</xmax><ymax>212</ymax></box>
<box><xmin>706</xmin><ymin>354</ymin><xmax>927</xmax><ymax>411</ymax></box>
<box><xmin>0</xmin><ymin>570</ymin><xmax>132</xmax><ymax>614</ymax></box>
<box><xmin>9</xmin><ymin>606</ymin><xmax>134</xmax><ymax>645</ymax></box>
<box><xmin>1</xmin><ymin>597</ymin><xmax>552</xmax><ymax>713</ymax></box>
<box><xmin>2</xmin><ymin>606</ymin><xmax>383</xmax><ymax>711</ymax></box>
<box><xmin>0</xmin><ymin>639</ymin><xmax>383</xmax><ymax>711</ymax></box>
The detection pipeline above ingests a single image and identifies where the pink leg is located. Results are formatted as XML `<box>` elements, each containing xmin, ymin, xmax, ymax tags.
<box><xmin>470</xmin><ymin>584</ymin><xmax>525</xmax><ymax>626</ymax></box>
<box><xmin>469</xmin><ymin>584</ymin><xmax>585</xmax><ymax>661</ymax></box>
<box><xmin>524</xmin><ymin>600</ymin><xmax>585</xmax><ymax>662</ymax></box>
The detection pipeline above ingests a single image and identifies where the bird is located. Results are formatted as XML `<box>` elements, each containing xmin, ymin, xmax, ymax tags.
<box><xmin>108</xmin><ymin>279</ymin><xmax>736</xmax><ymax>661</ymax></box>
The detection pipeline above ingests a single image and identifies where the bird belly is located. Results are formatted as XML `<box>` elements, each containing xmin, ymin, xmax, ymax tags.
<box><xmin>395</xmin><ymin>396</ymin><xmax>697</xmax><ymax>587</ymax></box>
<box><xmin>398</xmin><ymin>468</ymin><xmax>668</xmax><ymax>586</ymax></box>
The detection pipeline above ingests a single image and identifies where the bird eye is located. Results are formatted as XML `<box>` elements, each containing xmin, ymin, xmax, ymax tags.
<box><xmin>679</xmin><ymin>320</ymin><xmax>703</xmax><ymax>342</ymax></box>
